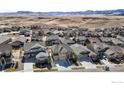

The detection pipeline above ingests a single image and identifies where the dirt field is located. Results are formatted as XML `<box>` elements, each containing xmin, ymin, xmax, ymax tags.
<box><xmin>0</xmin><ymin>14</ymin><xmax>124</xmax><ymax>29</ymax></box>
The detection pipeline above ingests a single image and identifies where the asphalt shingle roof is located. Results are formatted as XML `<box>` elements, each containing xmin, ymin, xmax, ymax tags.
<box><xmin>70</xmin><ymin>44</ymin><xmax>90</xmax><ymax>55</ymax></box>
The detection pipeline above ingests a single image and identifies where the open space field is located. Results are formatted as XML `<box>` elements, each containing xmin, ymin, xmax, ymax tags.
<box><xmin>0</xmin><ymin>14</ymin><xmax>124</xmax><ymax>29</ymax></box>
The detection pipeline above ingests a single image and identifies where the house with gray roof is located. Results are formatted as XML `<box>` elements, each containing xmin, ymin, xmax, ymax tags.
<box><xmin>35</xmin><ymin>52</ymin><xmax>52</xmax><ymax>70</ymax></box>
<box><xmin>62</xmin><ymin>38</ymin><xmax>75</xmax><ymax>45</ymax></box>
<box><xmin>70</xmin><ymin>44</ymin><xmax>99</xmax><ymax>64</ymax></box>
<box><xmin>111</xmin><ymin>38</ymin><xmax>124</xmax><ymax>46</ymax></box>
<box><xmin>0</xmin><ymin>35</ymin><xmax>13</xmax><ymax>71</ymax></box>
<box><xmin>2</xmin><ymin>27</ymin><xmax>12</xmax><ymax>33</ymax></box>
<box><xmin>0</xmin><ymin>36</ymin><xmax>12</xmax><ymax>45</ymax></box>
<box><xmin>87</xmin><ymin>37</ymin><xmax>109</xmax><ymax>53</ymax></box>
<box><xmin>53</xmin><ymin>30</ymin><xmax>64</xmax><ymax>36</ymax></box>
<box><xmin>52</xmin><ymin>43</ymin><xmax>73</xmax><ymax>60</ymax></box>
<box><xmin>51</xmin><ymin>43</ymin><xmax>78</xmax><ymax>67</ymax></box>
<box><xmin>19</xmin><ymin>29</ymin><xmax>32</xmax><ymax>36</ymax></box>
<box><xmin>70</xmin><ymin>44</ymin><xmax>90</xmax><ymax>56</ymax></box>
<box><xmin>66</xmin><ymin>30</ymin><xmax>76</xmax><ymax>37</ymax></box>
<box><xmin>31</xmin><ymin>36</ymin><xmax>43</xmax><ymax>42</ymax></box>
<box><xmin>99</xmin><ymin>37</ymin><xmax>113</xmax><ymax>45</ymax></box>
<box><xmin>86</xmin><ymin>37</ymin><xmax>109</xmax><ymax>63</ymax></box>
<box><xmin>46</xmin><ymin>35</ymin><xmax>60</xmax><ymax>46</ymax></box>
<box><xmin>16</xmin><ymin>35</ymin><xmax>27</xmax><ymax>43</ymax></box>
<box><xmin>90</xmin><ymin>31</ymin><xmax>100</xmax><ymax>37</ymax></box>
<box><xmin>23</xmin><ymin>42</ymin><xmax>46</xmax><ymax>63</ymax></box>
<box><xmin>104</xmin><ymin>46</ymin><xmax>124</xmax><ymax>64</ymax></box>
<box><xmin>117</xmin><ymin>35</ymin><xmax>124</xmax><ymax>42</ymax></box>
<box><xmin>0</xmin><ymin>43</ymin><xmax>13</xmax><ymax>71</ymax></box>
<box><xmin>75</xmin><ymin>36</ymin><xmax>88</xmax><ymax>45</ymax></box>
<box><xmin>10</xmin><ymin>41</ymin><xmax>24</xmax><ymax>49</ymax></box>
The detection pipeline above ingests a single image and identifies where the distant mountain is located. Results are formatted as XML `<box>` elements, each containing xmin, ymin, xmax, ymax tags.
<box><xmin>0</xmin><ymin>9</ymin><xmax>124</xmax><ymax>16</ymax></box>
<box><xmin>45</xmin><ymin>9</ymin><xmax>124</xmax><ymax>15</ymax></box>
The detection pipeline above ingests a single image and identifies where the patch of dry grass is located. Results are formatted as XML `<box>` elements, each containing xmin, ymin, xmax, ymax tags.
<box><xmin>0</xmin><ymin>14</ymin><xmax>124</xmax><ymax>29</ymax></box>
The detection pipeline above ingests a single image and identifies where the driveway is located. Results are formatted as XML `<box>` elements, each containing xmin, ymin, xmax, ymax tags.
<box><xmin>79</xmin><ymin>56</ymin><xmax>96</xmax><ymax>69</ymax></box>
<box><xmin>23</xmin><ymin>63</ymin><xmax>34</xmax><ymax>72</ymax></box>
<box><xmin>55</xmin><ymin>59</ymin><xmax>72</xmax><ymax>71</ymax></box>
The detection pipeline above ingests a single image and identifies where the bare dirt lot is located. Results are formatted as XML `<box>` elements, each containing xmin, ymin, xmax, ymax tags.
<box><xmin>0</xmin><ymin>14</ymin><xmax>124</xmax><ymax>29</ymax></box>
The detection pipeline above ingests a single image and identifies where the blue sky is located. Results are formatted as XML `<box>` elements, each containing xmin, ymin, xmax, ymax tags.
<box><xmin>0</xmin><ymin>0</ymin><xmax>124</xmax><ymax>12</ymax></box>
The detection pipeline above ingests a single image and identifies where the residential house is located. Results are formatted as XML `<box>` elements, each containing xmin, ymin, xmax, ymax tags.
<box><xmin>104</xmin><ymin>46</ymin><xmax>124</xmax><ymax>64</ymax></box>
<box><xmin>51</xmin><ymin>43</ymin><xmax>76</xmax><ymax>68</ymax></box>
<box><xmin>35</xmin><ymin>52</ymin><xmax>52</xmax><ymax>69</ymax></box>
<box><xmin>111</xmin><ymin>38</ymin><xmax>124</xmax><ymax>46</ymax></box>
<box><xmin>19</xmin><ymin>29</ymin><xmax>32</xmax><ymax>42</ymax></box>
<box><xmin>0</xmin><ymin>36</ymin><xmax>12</xmax><ymax>45</ymax></box>
<box><xmin>23</xmin><ymin>42</ymin><xmax>46</xmax><ymax>63</ymax></box>
<box><xmin>46</xmin><ymin>35</ymin><xmax>60</xmax><ymax>46</ymax></box>
<box><xmin>99</xmin><ymin>37</ymin><xmax>113</xmax><ymax>45</ymax></box>
<box><xmin>0</xmin><ymin>43</ymin><xmax>12</xmax><ymax>70</ymax></box>
<box><xmin>75</xmin><ymin>36</ymin><xmax>88</xmax><ymax>45</ymax></box>
<box><xmin>86</xmin><ymin>37</ymin><xmax>109</xmax><ymax>63</ymax></box>
<box><xmin>62</xmin><ymin>38</ymin><xmax>75</xmax><ymax>45</ymax></box>
<box><xmin>10</xmin><ymin>41</ymin><xmax>24</xmax><ymax>65</ymax></box>
<box><xmin>117</xmin><ymin>35</ymin><xmax>124</xmax><ymax>42</ymax></box>
<box><xmin>70</xmin><ymin>44</ymin><xmax>97</xmax><ymax>64</ymax></box>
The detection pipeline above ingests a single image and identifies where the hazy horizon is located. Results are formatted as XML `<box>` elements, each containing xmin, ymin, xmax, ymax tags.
<box><xmin>0</xmin><ymin>0</ymin><xmax>124</xmax><ymax>12</ymax></box>
<box><xmin>0</xmin><ymin>9</ymin><xmax>124</xmax><ymax>13</ymax></box>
